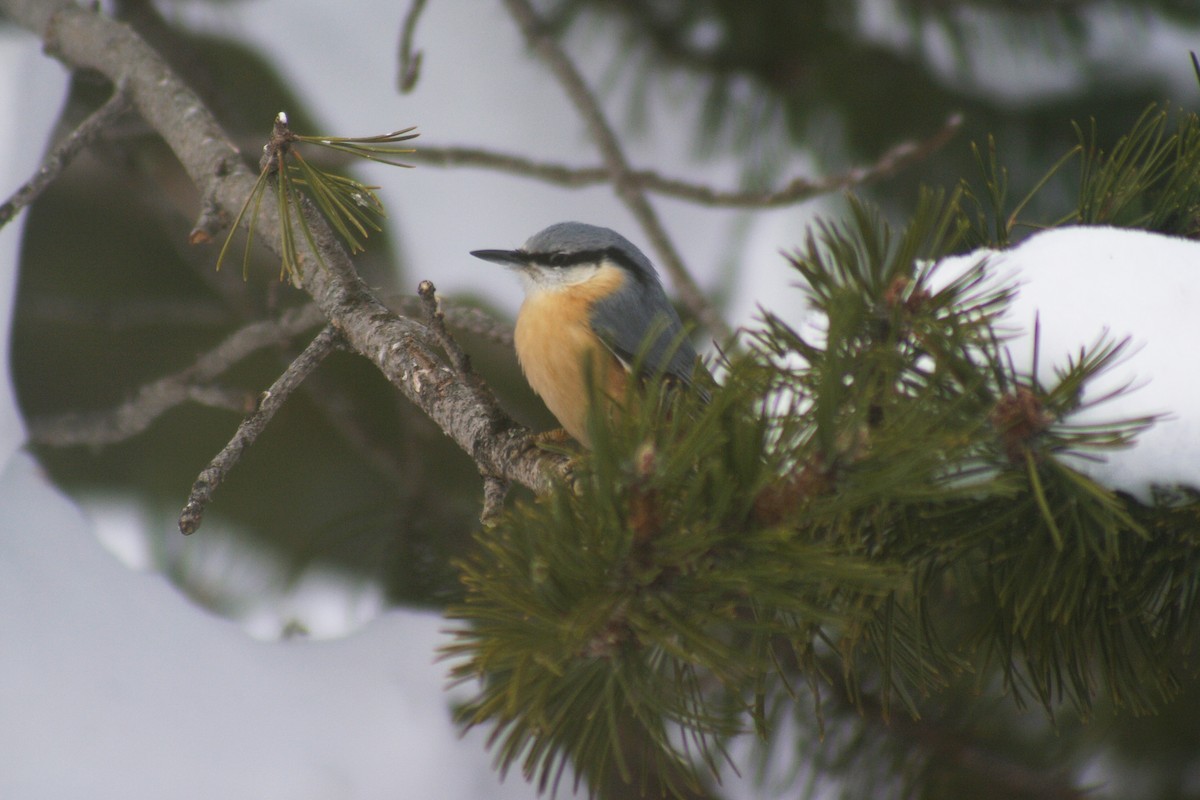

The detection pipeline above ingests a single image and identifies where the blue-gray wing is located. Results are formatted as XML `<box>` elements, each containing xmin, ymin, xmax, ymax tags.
<box><xmin>589</xmin><ymin>282</ymin><xmax>702</xmax><ymax>389</ymax></box>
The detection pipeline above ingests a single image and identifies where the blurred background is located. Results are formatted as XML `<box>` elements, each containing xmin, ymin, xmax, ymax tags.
<box><xmin>2</xmin><ymin>1</ymin><xmax>1200</xmax><ymax>797</ymax></box>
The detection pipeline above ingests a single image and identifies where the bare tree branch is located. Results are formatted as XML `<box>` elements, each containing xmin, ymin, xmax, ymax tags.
<box><xmin>0</xmin><ymin>82</ymin><xmax>131</xmax><ymax>232</ymax></box>
<box><xmin>183</xmin><ymin>385</ymin><xmax>253</xmax><ymax>414</ymax></box>
<box><xmin>410</xmin><ymin>115</ymin><xmax>962</xmax><ymax>208</ymax></box>
<box><xmin>189</xmin><ymin>185</ymin><xmax>228</xmax><ymax>245</ymax></box>
<box><xmin>24</xmin><ymin>291</ymin><xmax>516</xmax><ymax>456</ymax></box>
<box><xmin>3</xmin><ymin>0</ymin><xmax>568</xmax><ymax>498</ymax></box>
<box><xmin>440</xmin><ymin>304</ymin><xmax>514</xmax><ymax>348</ymax></box>
<box><xmin>380</xmin><ymin>293</ymin><xmax>514</xmax><ymax>347</ymax></box>
<box><xmin>501</xmin><ymin>0</ymin><xmax>733</xmax><ymax>345</ymax></box>
<box><xmin>480</xmin><ymin>474</ymin><xmax>509</xmax><ymax>526</ymax></box>
<box><xmin>27</xmin><ymin>304</ymin><xmax>326</xmax><ymax>447</ymax></box>
<box><xmin>418</xmin><ymin>279</ymin><xmax>474</xmax><ymax>378</ymax></box>
<box><xmin>179</xmin><ymin>324</ymin><xmax>343</xmax><ymax>534</ymax></box>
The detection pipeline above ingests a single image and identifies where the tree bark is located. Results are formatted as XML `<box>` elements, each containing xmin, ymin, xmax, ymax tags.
<box><xmin>2</xmin><ymin>0</ymin><xmax>568</xmax><ymax>494</ymax></box>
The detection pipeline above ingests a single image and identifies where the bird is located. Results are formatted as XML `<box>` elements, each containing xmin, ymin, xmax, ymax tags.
<box><xmin>471</xmin><ymin>222</ymin><xmax>705</xmax><ymax>448</ymax></box>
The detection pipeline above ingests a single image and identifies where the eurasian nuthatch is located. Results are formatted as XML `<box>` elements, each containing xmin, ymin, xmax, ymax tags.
<box><xmin>471</xmin><ymin>222</ymin><xmax>704</xmax><ymax>447</ymax></box>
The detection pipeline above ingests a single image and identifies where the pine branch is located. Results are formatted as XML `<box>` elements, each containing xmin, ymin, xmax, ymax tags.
<box><xmin>216</xmin><ymin>113</ymin><xmax>415</xmax><ymax>283</ymax></box>
<box><xmin>448</xmin><ymin>186</ymin><xmax>1200</xmax><ymax>796</ymax></box>
<box><xmin>446</xmin><ymin>361</ymin><xmax>908</xmax><ymax>796</ymax></box>
<box><xmin>958</xmin><ymin>102</ymin><xmax>1200</xmax><ymax>246</ymax></box>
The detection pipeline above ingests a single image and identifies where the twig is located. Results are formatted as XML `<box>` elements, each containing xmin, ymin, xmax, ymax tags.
<box><xmin>379</xmin><ymin>293</ymin><xmax>514</xmax><ymax>347</ymax></box>
<box><xmin>409</xmin><ymin>116</ymin><xmax>963</xmax><ymax>208</ymax></box>
<box><xmin>480</xmin><ymin>474</ymin><xmax>509</xmax><ymax>525</ymax></box>
<box><xmin>396</xmin><ymin>0</ymin><xmax>428</xmax><ymax>93</ymax></box>
<box><xmin>414</xmin><ymin>281</ymin><xmax>522</xmax><ymax>527</ymax></box>
<box><xmin>28</xmin><ymin>304</ymin><xmax>326</xmax><ymax>447</ymax></box>
<box><xmin>188</xmin><ymin>184</ymin><xmax>228</xmax><ymax>245</ymax></box>
<box><xmin>417</xmin><ymin>279</ymin><xmax>473</xmax><ymax>377</ymax></box>
<box><xmin>501</xmin><ymin>0</ymin><xmax>732</xmax><ymax>345</ymax></box>
<box><xmin>441</xmin><ymin>304</ymin><xmax>515</xmax><ymax>348</ymax></box>
<box><xmin>183</xmin><ymin>385</ymin><xmax>253</xmax><ymax>413</ymax></box>
<box><xmin>0</xmin><ymin>83</ymin><xmax>131</xmax><ymax>232</ymax></box>
<box><xmin>179</xmin><ymin>324</ymin><xmax>343</xmax><ymax>534</ymax></box>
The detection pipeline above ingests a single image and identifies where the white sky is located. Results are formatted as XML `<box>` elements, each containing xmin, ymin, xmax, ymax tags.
<box><xmin>1</xmin><ymin>1</ymin><xmax>1199</xmax><ymax>798</ymax></box>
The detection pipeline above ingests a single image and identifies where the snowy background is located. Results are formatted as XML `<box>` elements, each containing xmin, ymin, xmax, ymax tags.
<box><xmin>1</xmin><ymin>1</ymin><xmax>1198</xmax><ymax>799</ymax></box>
<box><xmin>0</xmin><ymin>3</ymin><xmax>803</xmax><ymax>797</ymax></box>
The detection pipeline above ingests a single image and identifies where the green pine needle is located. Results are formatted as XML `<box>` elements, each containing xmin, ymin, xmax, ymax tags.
<box><xmin>214</xmin><ymin>163</ymin><xmax>271</xmax><ymax>280</ymax></box>
<box><xmin>294</xmin><ymin>126</ymin><xmax>419</xmax><ymax>168</ymax></box>
<box><xmin>214</xmin><ymin>116</ymin><xmax>417</xmax><ymax>283</ymax></box>
<box><xmin>443</xmin><ymin>176</ymin><xmax>1200</xmax><ymax>795</ymax></box>
<box><xmin>960</xmin><ymin>102</ymin><xmax>1200</xmax><ymax>247</ymax></box>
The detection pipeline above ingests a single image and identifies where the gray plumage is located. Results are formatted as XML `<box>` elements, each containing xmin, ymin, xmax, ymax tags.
<box><xmin>475</xmin><ymin>222</ymin><xmax>702</xmax><ymax>388</ymax></box>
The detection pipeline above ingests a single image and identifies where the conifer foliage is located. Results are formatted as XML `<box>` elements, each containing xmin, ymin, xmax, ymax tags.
<box><xmin>446</xmin><ymin>109</ymin><xmax>1200</xmax><ymax>798</ymax></box>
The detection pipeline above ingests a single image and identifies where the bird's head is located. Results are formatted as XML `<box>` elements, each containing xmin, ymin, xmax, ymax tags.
<box><xmin>470</xmin><ymin>221</ymin><xmax>659</xmax><ymax>294</ymax></box>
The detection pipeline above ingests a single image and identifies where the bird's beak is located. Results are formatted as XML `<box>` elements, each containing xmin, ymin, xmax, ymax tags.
<box><xmin>470</xmin><ymin>249</ymin><xmax>526</xmax><ymax>267</ymax></box>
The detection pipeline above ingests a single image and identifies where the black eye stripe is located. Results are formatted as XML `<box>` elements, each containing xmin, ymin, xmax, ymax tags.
<box><xmin>522</xmin><ymin>247</ymin><xmax>651</xmax><ymax>284</ymax></box>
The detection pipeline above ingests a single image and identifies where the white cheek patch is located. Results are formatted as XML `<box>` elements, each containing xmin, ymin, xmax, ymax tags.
<box><xmin>517</xmin><ymin>263</ymin><xmax>603</xmax><ymax>293</ymax></box>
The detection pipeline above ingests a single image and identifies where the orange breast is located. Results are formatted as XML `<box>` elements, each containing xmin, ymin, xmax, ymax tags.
<box><xmin>514</xmin><ymin>265</ymin><xmax>629</xmax><ymax>447</ymax></box>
